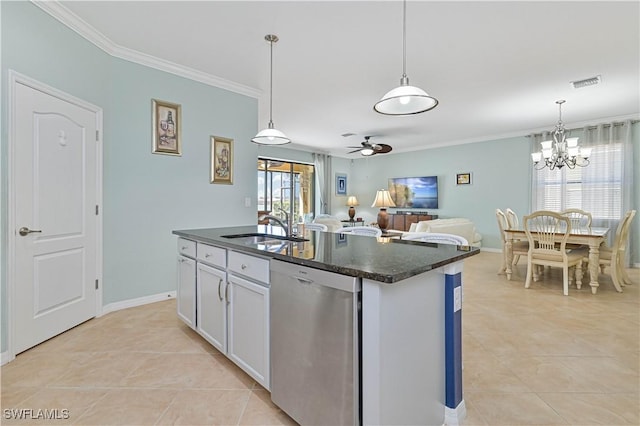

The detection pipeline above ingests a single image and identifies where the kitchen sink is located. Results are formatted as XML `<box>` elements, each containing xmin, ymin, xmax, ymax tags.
<box><xmin>221</xmin><ymin>233</ymin><xmax>308</xmax><ymax>245</ymax></box>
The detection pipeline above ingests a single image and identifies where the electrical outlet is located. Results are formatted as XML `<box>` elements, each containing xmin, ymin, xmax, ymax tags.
<box><xmin>244</xmin><ymin>197</ymin><xmax>251</xmax><ymax>207</ymax></box>
<box><xmin>453</xmin><ymin>286</ymin><xmax>462</xmax><ymax>312</ymax></box>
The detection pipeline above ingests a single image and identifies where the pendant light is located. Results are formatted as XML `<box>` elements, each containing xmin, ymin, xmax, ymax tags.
<box><xmin>252</xmin><ymin>34</ymin><xmax>290</xmax><ymax>145</ymax></box>
<box><xmin>374</xmin><ymin>0</ymin><xmax>438</xmax><ymax>115</ymax></box>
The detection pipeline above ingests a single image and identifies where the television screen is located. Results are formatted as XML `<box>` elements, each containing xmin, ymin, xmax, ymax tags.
<box><xmin>388</xmin><ymin>176</ymin><xmax>438</xmax><ymax>209</ymax></box>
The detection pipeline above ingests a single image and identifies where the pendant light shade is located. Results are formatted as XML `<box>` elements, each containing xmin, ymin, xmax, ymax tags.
<box><xmin>252</xmin><ymin>34</ymin><xmax>290</xmax><ymax>145</ymax></box>
<box><xmin>374</xmin><ymin>0</ymin><xmax>438</xmax><ymax>116</ymax></box>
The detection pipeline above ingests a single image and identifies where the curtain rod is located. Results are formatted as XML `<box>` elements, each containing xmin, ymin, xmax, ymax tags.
<box><xmin>526</xmin><ymin>119</ymin><xmax>640</xmax><ymax>137</ymax></box>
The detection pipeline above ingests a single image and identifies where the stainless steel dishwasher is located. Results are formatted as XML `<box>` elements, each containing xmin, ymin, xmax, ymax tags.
<box><xmin>270</xmin><ymin>259</ymin><xmax>361</xmax><ymax>426</ymax></box>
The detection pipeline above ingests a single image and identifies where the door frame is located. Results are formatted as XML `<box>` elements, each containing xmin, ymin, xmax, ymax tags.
<box><xmin>6</xmin><ymin>70</ymin><xmax>103</xmax><ymax>361</ymax></box>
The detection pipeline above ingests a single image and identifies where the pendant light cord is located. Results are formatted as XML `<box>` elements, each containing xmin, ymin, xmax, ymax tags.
<box><xmin>269</xmin><ymin>37</ymin><xmax>274</xmax><ymax>125</ymax></box>
<box><xmin>402</xmin><ymin>0</ymin><xmax>407</xmax><ymax>79</ymax></box>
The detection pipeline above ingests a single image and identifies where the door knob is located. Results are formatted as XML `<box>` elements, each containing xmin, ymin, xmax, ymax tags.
<box><xmin>19</xmin><ymin>227</ymin><xmax>42</xmax><ymax>236</ymax></box>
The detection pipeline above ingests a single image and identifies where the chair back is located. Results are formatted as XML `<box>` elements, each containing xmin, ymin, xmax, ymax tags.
<box><xmin>404</xmin><ymin>232</ymin><xmax>468</xmax><ymax>246</ymax></box>
<box><xmin>495</xmin><ymin>209</ymin><xmax>508</xmax><ymax>243</ymax></box>
<box><xmin>613</xmin><ymin>210</ymin><xmax>636</xmax><ymax>256</ymax></box>
<box><xmin>505</xmin><ymin>208</ymin><xmax>519</xmax><ymax>229</ymax></box>
<box><xmin>524</xmin><ymin>210</ymin><xmax>572</xmax><ymax>261</ymax></box>
<box><xmin>340</xmin><ymin>226</ymin><xmax>382</xmax><ymax>237</ymax></box>
<box><xmin>560</xmin><ymin>208</ymin><xmax>592</xmax><ymax>229</ymax></box>
<box><xmin>304</xmin><ymin>223</ymin><xmax>328</xmax><ymax>232</ymax></box>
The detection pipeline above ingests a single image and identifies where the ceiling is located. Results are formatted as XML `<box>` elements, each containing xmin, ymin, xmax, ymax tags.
<box><xmin>54</xmin><ymin>1</ymin><xmax>640</xmax><ymax>157</ymax></box>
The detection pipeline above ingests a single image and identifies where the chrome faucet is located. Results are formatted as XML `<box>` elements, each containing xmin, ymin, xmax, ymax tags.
<box><xmin>259</xmin><ymin>214</ymin><xmax>290</xmax><ymax>236</ymax></box>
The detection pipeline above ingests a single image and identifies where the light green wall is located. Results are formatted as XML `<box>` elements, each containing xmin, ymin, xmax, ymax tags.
<box><xmin>1</xmin><ymin>2</ymin><xmax>257</xmax><ymax>352</ymax></box>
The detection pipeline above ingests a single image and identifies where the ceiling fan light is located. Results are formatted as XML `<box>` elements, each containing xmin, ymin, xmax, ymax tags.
<box><xmin>251</xmin><ymin>126</ymin><xmax>290</xmax><ymax>145</ymax></box>
<box><xmin>374</xmin><ymin>83</ymin><xmax>438</xmax><ymax>115</ymax></box>
<box><xmin>360</xmin><ymin>147</ymin><xmax>375</xmax><ymax>156</ymax></box>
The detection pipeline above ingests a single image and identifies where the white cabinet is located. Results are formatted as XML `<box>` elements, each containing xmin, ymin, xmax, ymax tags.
<box><xmin>175</xmin><ymin>238</ymin><xmax>270</xmax><ymax>390</ymax></box>
<box><xmin>228</xmin><ymin>273</ymin><xmax>270</xmax><ymax>389</ymax></box>
<box><xmin>196</xmin><ymin>262</ymin><xmax>227</xmax><ymax>353</ymax></box>
<box><xmin>227</xmin><ymin>250</ymin><xmax>271</xmax><ymax>390</ymax></box>
<box><xmin>177</xmin><ymin>254</ymin><xmax>196</xmax><ymax>329</ymax></box>
<box><xmin>177</xmin><ymin>238</ymin><xmax>197</xmax><ymax>329</ymax></box>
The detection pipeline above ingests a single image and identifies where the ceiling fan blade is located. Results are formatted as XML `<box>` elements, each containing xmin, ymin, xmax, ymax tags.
<box><xmin>347</xmin><ymin>148</ymin><xmax>362</xmax><ymax>154</ymax></box>
<box><xmin>377</xmin><ymin>144</ymin><xmax>393</xmax><ymax>154</ymax></box>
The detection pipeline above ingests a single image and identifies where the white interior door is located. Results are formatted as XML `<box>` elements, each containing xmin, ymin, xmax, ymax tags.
<box><xmin>11</xmin><ymin>75</ymin><xmax>101</xmax><ymax>355</ymax></box>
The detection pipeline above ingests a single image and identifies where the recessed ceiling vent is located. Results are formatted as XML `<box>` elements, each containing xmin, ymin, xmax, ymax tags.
<box><xmin>571</xmin><ymin>75</ymin><xmax>601</xmax><ymax>89</ymax></box>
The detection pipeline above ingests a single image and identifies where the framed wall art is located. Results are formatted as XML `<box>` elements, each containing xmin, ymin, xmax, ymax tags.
<box><xmin>211</xmin><ymin>136</ymin><xmax>233</xmax><ymax>184</ymax></box>
<box><xmin>336</xmin><ymin>173</ymin><xmax>347</xmax><ymax>195</ymax></box>
<box><xmin>152</xmin><ymin>99</ymin><xmax>181</xmax><ymax>156</ymax></box>
<box><xmin>456</xmin><ymin>172</ymin><xmax>472</xmax><ymax>185</ymax></box>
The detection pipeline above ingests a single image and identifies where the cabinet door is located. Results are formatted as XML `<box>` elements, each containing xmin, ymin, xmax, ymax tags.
<box><xmin>177</xmin><ymin>255</ymin><xmax>196</xmax><ymax>329</ymax></box>
<box><xmin>227</xmin><ymin>274</ymin><xmax>270</xmax><ymax>390</ymax></box>
<box><xmin>197</xmin><ymin>263</ymin><xmax>227</xmax><ymax>353</ymax></box>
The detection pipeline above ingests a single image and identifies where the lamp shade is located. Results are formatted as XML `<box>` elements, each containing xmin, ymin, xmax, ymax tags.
<box><xmin>251</xmin><ymin>125</ymin><xmax>290</xmax><ymax>145</ymax></box>
<box><xmin>374</xmin><ymin>82</ymin><xmax>439</xmax><ymax>115</ymax></box>
<box><xmin>371</xmin><ymin>190</ymin><xmax>396</xmax><ymax>208</ymax></box>
<box><xmin>346</xmin><ymin>196</ymin><xmax>359</xmax><ymax>207</ymax></box>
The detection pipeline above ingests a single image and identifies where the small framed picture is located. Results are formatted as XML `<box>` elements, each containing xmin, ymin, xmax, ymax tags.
<box><xmin>152</xmin><ymin>99</ymin><xmax>181</xmax><ymax>156</ymax></box>
<box><xmin>211</xmin><ymin>136</ymin><xmax>233</xmax><ymax>184</ymax></box>
<box><xmin>456</xmin><ymin>173</ymin><xmax>472</xmax><ymax>185</ymax></box>
<box><xmin>336</xmin><ymin>173</ymin><xmax>347</xmax><ymax>195</ymax></box>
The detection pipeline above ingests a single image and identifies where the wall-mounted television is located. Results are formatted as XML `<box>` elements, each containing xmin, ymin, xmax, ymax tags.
<box><xmin>388</xmin><ymin>176</ymin><xmax>438</xmax><ymax>209</ymax></box>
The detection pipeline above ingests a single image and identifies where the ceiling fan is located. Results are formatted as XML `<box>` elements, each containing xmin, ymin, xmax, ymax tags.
<box><xmin>347</xmin><ymin>136</ymin><xmax>393</xmax><ymax>156</ymax></box>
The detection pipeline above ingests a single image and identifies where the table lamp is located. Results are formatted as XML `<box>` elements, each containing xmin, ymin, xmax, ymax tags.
<box><xmin>371</xmin><ymin>189</ymin><xmax>396</xmax><ymax>231</ymax></box>
<box><xmin>346</xmin><ymin>196</ymin><xmax>359</xmax><ymax>220</ymax></box>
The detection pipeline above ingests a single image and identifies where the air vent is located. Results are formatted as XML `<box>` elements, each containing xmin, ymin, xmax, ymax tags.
<box><xmin>571</xmin><ymin>75</ymin><xmax>601</xmax><ymax>89</ymax></box>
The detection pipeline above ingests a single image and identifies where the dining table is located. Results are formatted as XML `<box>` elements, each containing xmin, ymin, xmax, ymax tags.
<box><xmin>503</xmin><ymin>226</ymin><xmax>610</xmax><ymax>294</ymax></box>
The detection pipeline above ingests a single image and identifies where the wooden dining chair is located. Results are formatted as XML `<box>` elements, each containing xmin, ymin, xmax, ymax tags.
<box><xmin>496</xmin><ymin>208</ymin><xmax>529</xmax><ymax>275</ymax></box>
<box><xmin>523</xmin><ymin>211</ymin><xmax>587</xmax><ymax>296</ymax></box>
<box><xmin>586</xmin><ymin>209</ymin><xmax>636</xmax><ymax>292</ymax></box>
<box><xmin>560</xmin><ymin>208</ymin><xmax>592</xmax><ymax>229</ymax></box>
<box><xmin>505</xmin><ymin>208</ymin><xmax>519</xmax><ymax>229</ymax></box>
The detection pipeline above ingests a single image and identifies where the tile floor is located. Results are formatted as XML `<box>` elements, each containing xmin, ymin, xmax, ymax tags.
<box><xmin>1</xmin><ymin>251</ymin><xmax>638</xmax><ymax>425</ymax></box>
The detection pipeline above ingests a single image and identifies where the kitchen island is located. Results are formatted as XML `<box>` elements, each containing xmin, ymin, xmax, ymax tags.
<box><xmin>173</xmin><ymin>225</ymin><xmax>479</xmax><ymax>425</ymax></box>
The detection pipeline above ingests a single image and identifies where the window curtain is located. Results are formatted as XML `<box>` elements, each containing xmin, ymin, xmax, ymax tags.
<box><xmin>530</xmin><ymin>120</ymin><xmax>634</xmax><ymax>255</ymax></box>
<box><xmin>313</xmin><ymin>153</ymin><xmax>331</xmax><ymax>215</ymax></box>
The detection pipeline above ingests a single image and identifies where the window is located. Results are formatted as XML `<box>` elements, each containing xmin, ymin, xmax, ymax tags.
<box><xmin>533</xmin><ymin>142</ymin><xmax>623</xmax><ymax>220</ymax></box>
<box><xmin>257</xmin><ymin>158</ymin><xmax>315</xmax><ymax>225</ymax></box>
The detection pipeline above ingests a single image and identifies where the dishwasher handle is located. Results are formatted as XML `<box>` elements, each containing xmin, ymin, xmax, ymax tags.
<box><xmin>294</xmin><ymin>276</ymin><xmax>314</xmax><ymax>285</ymax></box>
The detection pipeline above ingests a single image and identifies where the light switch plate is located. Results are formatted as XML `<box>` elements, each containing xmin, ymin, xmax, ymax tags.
<box><xmin>244</xmin><ymin>197</ymin><xmax>251</xmax><ymax>207</ymax></box>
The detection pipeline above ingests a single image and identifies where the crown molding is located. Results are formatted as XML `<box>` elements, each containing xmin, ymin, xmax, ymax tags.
<box><xmin>31</xmin><ymin>1</ymin><xmax>261</xmax><ymax>99</ymax></box>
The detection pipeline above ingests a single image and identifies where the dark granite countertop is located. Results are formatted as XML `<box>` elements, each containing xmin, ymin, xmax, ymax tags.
<box><xmin>173</xmin><ymin>225</ymin><xmax>479</xmax><ymax>284</ymax></box>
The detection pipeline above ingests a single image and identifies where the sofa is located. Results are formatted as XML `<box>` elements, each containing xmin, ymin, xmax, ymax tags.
<box><xmin>404</xmin><ymin>218</ymin><xmax>482</xmax><ymax>247</ymax></box>
<box><xmin>312</xmin><ymin>214</ymin><xmax>344</xmax><ymax>233</ymax></box>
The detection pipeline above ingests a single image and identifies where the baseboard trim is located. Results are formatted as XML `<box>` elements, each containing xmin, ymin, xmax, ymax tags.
<box><xmin>444</xmin><ymin>400</ymin><xmax>467</xmax><ymax>425</ymax></box>
<box><xmin>1</xmin><ymin>350</ymin><xmax>14</xmax><ymax>366</ymax></box>
<box><xmin>479</xmin><ymin>247</ymin><xmax>501</xmax><ymax>253</ymax></box>
<box><xmin>100</xmin><ymin>291</ymin><xmax>176</xmax><ymax>317</ymax></box>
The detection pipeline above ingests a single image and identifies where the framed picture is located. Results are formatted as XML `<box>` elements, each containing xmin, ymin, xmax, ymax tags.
<box><xmin>336</xmin><ymin>173</ymin><xmax>347</xmax><ymax>195</ymax></box>
<box><xmin>456</xmin><ymin>172</ymin><xmax>472</xmax><ymax>185</ymax></box>
<box><xmin>152</xmin><ymin>99</ymin><xmax>181</xmax><ymax>156</ymax></box>
<box><xmin>211</xmin><ymin>136</ymin><xmax>233</xmax><ymax>184</ymax></box>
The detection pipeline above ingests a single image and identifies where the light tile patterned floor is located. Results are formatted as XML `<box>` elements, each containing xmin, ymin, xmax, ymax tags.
<box><xmin>1</xmin><ymin>252</ymin><xmax>638</xmax><ymax>425</ymax></box>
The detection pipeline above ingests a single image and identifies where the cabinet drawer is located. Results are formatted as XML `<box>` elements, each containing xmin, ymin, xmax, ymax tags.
<box><xmin>197</xmin><ymin>243</ymin><xmax>226</xmax><ymax>268</ymax></box>
<box><xmin>228</xmin><ymin>251</ymin><xmax>270</xmax><ymax>284</ymax></box>
<box><xmin>177</xmin><ymin>238</ymin><xmax>196</xmax><ymax>258</ymax></box>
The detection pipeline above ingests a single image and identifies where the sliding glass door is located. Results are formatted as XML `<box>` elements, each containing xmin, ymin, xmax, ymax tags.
<box><xmin>257</xmin><ymin>158</ymin><xmax>315</xmax><ymax>228</ymax></box>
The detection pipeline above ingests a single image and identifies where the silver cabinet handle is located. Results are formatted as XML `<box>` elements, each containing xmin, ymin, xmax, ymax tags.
<box><xmin>295</xmin><ymin>276</ymin><xmax>313</xmax><ymax>285</ymax></box>
<box><xmin>205</xmin><ymin>253</ymin><xmax>211</xmax><ymax>258</ymax></box>
<box><xmin>241</xmin><ymin>264</ymin><xmax>247</xmax><ymax>270</ymax></box>
<box><xmin>217</xmin><ymin>278</ymin><xmax>223</xmax><ymax>301</ymax></box>
<box><xmin>181</xmin><ymin>246</ymin><xmax>188</xmax><ymax>250</ymax></box>
<box><xmin>225</xmin><ymin>282</ymin><xmax>230</xmax><ymax>305</ymax></box>
<box><xmin>178</xmin><ymin>258</ymin><xmax>185</xmax><ymax>263</ymax></box>
<box><xmin>19</xmin><ymin>227</ymin><xmax>42</xmax><ymax>236</ymax></box>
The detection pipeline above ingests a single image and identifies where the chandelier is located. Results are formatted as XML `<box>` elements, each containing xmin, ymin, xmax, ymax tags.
<box><xmin>531</xmin><ymin>100</ymin><xmax>591</xmax><ymax>170</ymax></box>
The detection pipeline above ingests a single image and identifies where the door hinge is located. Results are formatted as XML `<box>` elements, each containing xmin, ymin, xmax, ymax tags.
<box><xmin>96</xmin><ymin>130</ymin><xmax>99</xmax><ymax>141</ymax></box>
<box><xmin>95</xmin><ymin>205</ymin><xmax>99</xmax><ymax>215</ymax></box>
<box><xmin>95</xmin><ymin>279</ymin><xmax>99</xmax><ymax>290</ymax></box>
